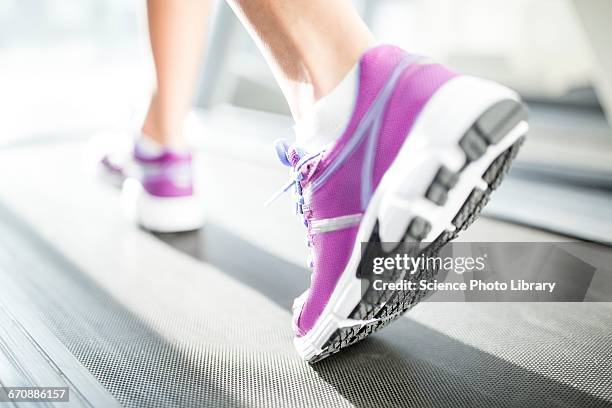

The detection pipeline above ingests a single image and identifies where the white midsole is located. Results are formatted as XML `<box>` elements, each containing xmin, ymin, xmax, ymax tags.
<box><xmin>294</xmin><ymin>75</ymin><xmax>529</xmax><ymax>360</ymax></box>
<box><xmin>121</xmin><ymin>178</ymin><xmax>205</xmax><ymax>233</ymax></box>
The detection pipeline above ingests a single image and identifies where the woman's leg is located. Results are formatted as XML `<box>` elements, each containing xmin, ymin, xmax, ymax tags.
<box><xmin>100</xmin><ymin>0</ymin><xmax>211</xmax><ymax>233</ymax></box>
<box><xmin>226</xmin><ymin>0</ymin><xmax>374</xmax><ymax>118</ymax></box>
<box><xmin>141</xmin><ymin>0</ymin><xmax>211</xmax><ymax>147</ymax></box>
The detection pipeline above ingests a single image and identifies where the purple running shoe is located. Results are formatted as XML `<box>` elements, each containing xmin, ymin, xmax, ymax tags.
<box><xmin>273</xmin><ymin>45</ymin><xmax>528</xmax><ymax>362</ymax></box>
<box><xmin>100</xmin><ymin>138</ymin><xmax>204</xmax><ymax>232</ymax></box>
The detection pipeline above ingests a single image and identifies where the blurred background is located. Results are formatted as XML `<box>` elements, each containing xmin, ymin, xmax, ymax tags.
<box><xmin>0</xmin><ymin>0</ymin><xmax>611</xmax><ymax>243</ymax></box>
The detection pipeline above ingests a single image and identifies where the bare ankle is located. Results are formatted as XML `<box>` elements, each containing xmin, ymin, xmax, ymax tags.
<box><xmin>141</xmin><ymin>95</ymin><xmax>186</xmax><ymax>148</ymax></box>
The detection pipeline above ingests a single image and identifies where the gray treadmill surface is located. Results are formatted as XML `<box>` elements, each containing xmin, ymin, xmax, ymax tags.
<box><xmin>0</xmin><ymin>139</ymin><xmax>611</xmax><ymax>408</ymax></box>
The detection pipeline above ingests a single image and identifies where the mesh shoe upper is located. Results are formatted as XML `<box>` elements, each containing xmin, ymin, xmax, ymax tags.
<box><xmin>291</xmin><ymin>45</ymin><xmax>457</xmax><ymax>335</ymax></box>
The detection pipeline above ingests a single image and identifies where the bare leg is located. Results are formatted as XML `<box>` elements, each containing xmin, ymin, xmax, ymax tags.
<box><xmin>226</xmin><ymin>0</ymin><xmax>374</xmax><ymax>118</ymax></box>
<box><xmin>141</xmin><ymin>0</ymin><xmax>211</xmax><ymax>147</ymax></box>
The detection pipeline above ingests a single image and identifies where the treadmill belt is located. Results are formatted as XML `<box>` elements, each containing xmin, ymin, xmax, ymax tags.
<box><xmin>1</xmin><ymin>208</ymin><xmax>611</xmax><ymax>407</ymax></box>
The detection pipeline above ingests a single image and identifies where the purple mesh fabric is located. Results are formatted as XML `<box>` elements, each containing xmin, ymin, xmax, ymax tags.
<box><xmin>296</xmin><ymin>226</ymin><xmax>360</xmax><ymax>336</ymax></box>
<box><xmin>374</xmin><ymin>63</ymin><xmax>456</xmax><ymax>186</ymax></box>
<box><xmin>134</xmin><ymin>148</ymin><xmax>194</xmax><ymax>198</ymax></box>
<box><xmin>295</xmin><ymin>45</ymin><xmax>457</xmax><ymax>335</ymax></box>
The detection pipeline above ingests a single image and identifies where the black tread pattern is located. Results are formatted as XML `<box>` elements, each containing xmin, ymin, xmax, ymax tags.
<box><xmin>477</xmin><ymin>100</ymin><xmax>527</xmax><ymax>144</ymax></box>
<box><xmin>425</xmin><ymin>166</ymin><xmax>461</xmax><ymax>205</ymax></box>
<box><xmin>308</xmin><ymin>98</ymin><xmax>527</xmax><ymax>364</ymax></box>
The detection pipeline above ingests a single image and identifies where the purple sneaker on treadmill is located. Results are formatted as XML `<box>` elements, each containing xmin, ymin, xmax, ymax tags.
<box><xmin>100</xmin><ymin>137</ymin><xmax>204</xmax><ymax>233</ymax></box>
<box><xmin>274</xmin><ymin>45</ymin><xmax>528</xmax><ymax>362</ymax></box>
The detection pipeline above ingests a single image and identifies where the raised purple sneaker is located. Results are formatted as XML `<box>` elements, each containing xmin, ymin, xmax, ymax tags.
<box><xmin>100</xmin><ymin>140</ymin><xmax>204</xmax><ymax>232</ymax></box>
<box><xmin>274</xmin><ymin>45</ymin><xmax>528</xmax><ymax>362</ymax></box>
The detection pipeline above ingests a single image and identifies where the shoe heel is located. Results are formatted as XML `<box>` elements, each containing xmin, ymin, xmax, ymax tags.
<box><xmin>121</xmin><ymin>178</ymin><xmax>204</xmax><ymax>233</ymax></box>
